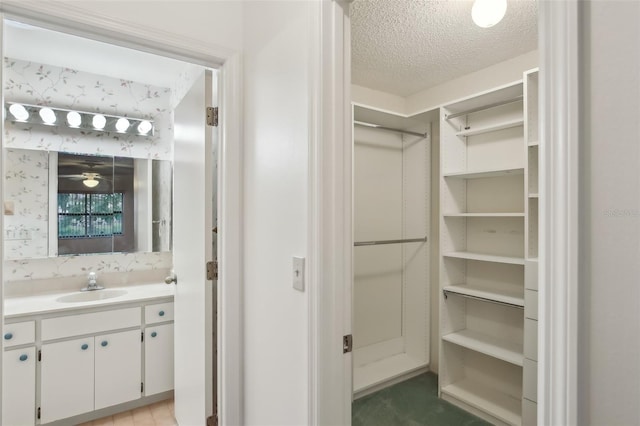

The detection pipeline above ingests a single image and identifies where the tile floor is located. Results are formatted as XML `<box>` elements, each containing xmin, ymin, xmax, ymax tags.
<box><xmin>78</xmin><ymin>399</ymin><xmax>176</xmax><ymax>426</ymax></box>
<box><xmin>352</xmin><ymin>373</ymin><xmax>491</xmax><ymax>426</ymax></box>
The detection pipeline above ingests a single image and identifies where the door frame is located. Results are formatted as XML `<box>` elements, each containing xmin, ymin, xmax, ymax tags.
<box><xmin>311</xmin><ymin>0</ymin><xmax>582</xmax><ymax>425</ymax></box>
<box><xmin>0</xmin><ymin>3</ymin><xmax>243</xmax><ymax>425</ymax></box>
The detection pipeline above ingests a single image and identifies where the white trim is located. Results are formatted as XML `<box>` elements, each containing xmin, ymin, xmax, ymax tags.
<box><xmin>309</xmin><ymin>1</ymin><xmax>352</xmax><ymax>425</ymax></box>
<box><xmin>539</xmin><ymin>1</ymin><xmax>579</xmax><ymax>425</ymax></box>
<box><xmin>0</xmin><ymin>6</ymin><xmax>243</xmax><ymax>426</ymax></box>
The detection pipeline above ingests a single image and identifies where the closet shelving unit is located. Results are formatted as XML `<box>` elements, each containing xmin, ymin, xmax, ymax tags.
<box><xmin>438</xmin><ymin>78</ymin><xmax>538</xmax><ymax>426</ymax></box>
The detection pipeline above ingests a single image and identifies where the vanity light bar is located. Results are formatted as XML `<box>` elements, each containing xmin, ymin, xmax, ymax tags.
<box><xmin>5</xmin><ymin>102</ymin><xmax>155</xmax><ymax>136</ymax></box>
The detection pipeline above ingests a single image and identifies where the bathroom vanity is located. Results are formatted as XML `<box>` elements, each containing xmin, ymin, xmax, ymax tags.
<box><xmin>2</xmin><ymin>283</ymin><xmax>174</xmax><ymax>425</ymax></box>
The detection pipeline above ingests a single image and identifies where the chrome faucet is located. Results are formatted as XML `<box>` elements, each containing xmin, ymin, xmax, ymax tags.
<box><xmin>82</xmin><ymin>271</ymin><xmax>104</xmax><ymax>291</ymax></box>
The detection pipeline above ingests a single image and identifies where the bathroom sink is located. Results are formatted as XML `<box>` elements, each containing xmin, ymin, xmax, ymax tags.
<box><xmin>56</xmin><ymin>289</ymin><xmax>128</xmax><ymax>303</ymax></box>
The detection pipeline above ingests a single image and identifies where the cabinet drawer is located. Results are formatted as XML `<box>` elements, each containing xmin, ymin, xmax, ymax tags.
<box><xmin>3</xmin><ymin>321</ymin><xmax>35</xmax><ymax>347</ymax></box>
<box><xmin>524</xmin><ymin>318</ymin><xmax>538</xmax><ymax>361</ymax></box>
<box><xmin>523</xmin><ymin>358</ymin><xmax>538</xmax><ymax>402</ymax></box>
<box><xmin>42</xmin><ymin>307</ymin><xmax>141</xmax><ymax>341</ymax></box>
<box><xmin>524</xmin><ymin>289</ymin><xmax>538</xmax><ymax>320</ymax></box>
<box><xmin>145</xmin><ymin>302</ymin><xmax>174</xmax><ymax>324</ymax></box>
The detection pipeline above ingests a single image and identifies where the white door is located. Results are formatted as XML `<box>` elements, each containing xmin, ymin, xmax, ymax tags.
<box><xmin>145</xmin><ymin>323</ymin><xmax>174</xmax><ymax>395</ymax></box>
<box><xmin>173</xmin><ymin>70</ymin><xmax>217</xmax><ymax>425</ymax></box>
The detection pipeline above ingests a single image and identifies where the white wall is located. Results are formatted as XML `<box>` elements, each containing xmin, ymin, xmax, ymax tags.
<box><xmin>242</xmin><ymin>1</ymin><xmax>312</xmax><ymax>424</ymax></box>
<box><xmin>579</xmin><ymin>2</ymin><xmax>640</xmax><ymax>425</ymax></box>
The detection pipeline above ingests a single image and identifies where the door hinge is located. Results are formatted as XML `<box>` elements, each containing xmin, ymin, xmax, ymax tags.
<box><xmin>141</xmin><ymin>382</ymin><xmax>144</xmax><ymax>393</ymax></box>
<box><xmin>343</xmin><ymin>334</ymin><xmax>353</xmax><ymax>354</ymax></box>
<box><xmin>141</xmin><ymin>331</ymin><xmax>144</xmax><ymax>342</ymax></box>
<box><xmin>37</xmin><ymin>407</ymin><xmax>41</xmax><ymax>420</ymax></box>
<box><xmin>206</xmin><ymin>260</ymin><xmax>218</xmax><ymax>280</ymax></box>
<box><xmin>206</xmin><ymin>415</ymin><xmax>217</xmax><ymax>426</ymax></box>
<box><xmin>38</xmin><ymin>350</ymin><xmax>42</xmax><ymax>362</ymax></box>
<box><xmin>206</xmin><ymin>106</ymin><xmax>219</xmax><ymax>127</ymax></box>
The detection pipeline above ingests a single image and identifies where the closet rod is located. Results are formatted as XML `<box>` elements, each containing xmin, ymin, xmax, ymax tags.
<box><xmin>442</xmin><ymin>289</ymin><xmax>524</xmax><ymax>310</ymax></box>
<box><xmin>354</xmin><ymin>237</ymin><xmax>427</xmax><ymax>247</ymax></box>
<box><xmin>354</xmin><ymin>120</ymin><xmax>427</xmax><ymax>138</ymax></box>
<box><xmin>445</xmin><ymin>95</ymin><xmax>524</xmax><ymax>120</ymax></box>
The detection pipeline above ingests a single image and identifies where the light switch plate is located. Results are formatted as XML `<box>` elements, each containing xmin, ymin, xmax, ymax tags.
<box><xmin>293</xmin><ymin>257</ymin><xmax>305</xmax><ymax>291</ymax></box>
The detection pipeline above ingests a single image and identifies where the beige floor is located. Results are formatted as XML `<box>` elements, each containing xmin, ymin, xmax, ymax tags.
<box><xmin>78</xmin><ymin>399</ymin><xmax>176</xmax><ymax>426</ymax></box>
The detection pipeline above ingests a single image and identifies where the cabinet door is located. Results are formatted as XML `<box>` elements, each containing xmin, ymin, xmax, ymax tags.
<box><xmin>145</xmin><ymin>323</ymin><xmax>174</xmax><ymax>395</ymax></box>
<box><xmin>95</xmin><ymin>329</ymin><xmax>142</xmax><ymax>410</ymax></box>
<box><xmin>41</xmin><ymin>338</ymin><xmax>94</xmax><ymax>423</ymax></box>
<box><xmin>3</xmin><ymin>347</ymin><xmax>36</xmax><ymax>426</ymax></box>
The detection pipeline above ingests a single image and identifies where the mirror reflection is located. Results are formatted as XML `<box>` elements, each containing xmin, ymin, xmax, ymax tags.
<box><xmin>3</xmin><ymin>148</ymin><xmax>172</xmax><ymax>260</ymax></box>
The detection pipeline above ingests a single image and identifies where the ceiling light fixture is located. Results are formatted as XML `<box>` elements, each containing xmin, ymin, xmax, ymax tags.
<box><xmin>472</xmin><ymin>0</ymin><xmax>507</xmax><ymax>28</ymax></box>
<box><xmin>39</xmin><ymin>107</ymin><xmax>57</xmax><ymax>125</ymax></box>
<box><xmin>5</xmin><ymin>103</ymin><xmax>154</xmax><ymax>136</ymax></box>
<box><xmin>82</xmin><ymin>173</ymin><xmax>100</xmax><ymax>188</ymax></box>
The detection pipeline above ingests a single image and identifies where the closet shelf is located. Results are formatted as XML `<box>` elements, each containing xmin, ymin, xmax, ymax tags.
<box><xmin>455</xmin><ymin>119</ymin><xmax>524</xmax><ymax>137</ymax></box>
<box><xmin>444</xmin><ymin>251</ymin><xmax>525</xmax><ymax>265</ymax></box>
<box><xmin>529</xmin><ymin>193</ymin><xmax>539</xmax><ymax>198</ymax></box>
<box><xmin>441</xmin><ymin>378</ymin><xmax>522</xmax><ymax>426</ymax></box>
<box><xmin>443</xmin><ymin>168</ymin><xmax>524</xmax><ymax>180</ymax></box>
<box><xmin>443</xmin><ymin>213</ymin><xmax>525</xmax><ymax>218</ymax></box>
<box><xmin>443</xmin><ymin>284</ymin><xmax>524</xmax><ymax>307</ymax></box>
<box><xmin>528</xmin><ymin>140</ymin><xmax>539</xmax><ymax>146</ymax></box>
<box><xmin>442</xmin><ymin>329</ymin><xmax>524</xmax><ymax>366</ymax></box>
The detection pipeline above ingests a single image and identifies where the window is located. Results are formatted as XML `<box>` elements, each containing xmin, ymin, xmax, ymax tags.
<box><xmin>58</xmin><ymin>193</ymin><xmax>124</xmax><ymax>238</ymax></box>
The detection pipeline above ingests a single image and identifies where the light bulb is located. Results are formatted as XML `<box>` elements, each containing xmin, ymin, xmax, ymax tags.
<box><xmin>83</xmin><ymin>178</ymin><xmax>99</xmax><ymax>188</ymax></box>
<box><xmin>115</xmin><ymin>117</ymin><xmax>130</xmax><ymax>133</ymax></box>
<box><xmin>39</xmin><ymin>107</ymin><xmax>56</xmax><ymax>124</ymax></box>
<box><xmin>67</xmin><ymin>111</ymin><xmax>82</xmax><ymax>127</ymax></box>
<box><xmin>9</xmin><ymin>104</ymin><xmax>29</xmax><ymax>121</ymax></box>
<box><xmin>92</xmin><ymin>114</ymin><xmax>106</xmax><ymax>129</ymax></box>
<box><xmin>137</xmin><ymin>120</ymin><xmax>152</xmax><ymax>134</ymax></box>
<box><xmin>472</xmin><ymin>0</ymin><xmax>507</xmax><ymax>28</ymax></box>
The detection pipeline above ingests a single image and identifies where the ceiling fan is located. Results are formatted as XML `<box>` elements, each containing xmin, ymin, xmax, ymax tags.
<box><xmin>58</xmin><ymin>172</ymin><xmax>110</xmax><ymax>188</ymax></box>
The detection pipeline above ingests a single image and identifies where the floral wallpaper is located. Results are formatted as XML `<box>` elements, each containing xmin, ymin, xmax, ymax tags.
<box><xmin>2</xmin><ymin>58</ymin><xmax>180</xmax><ymax>283</ymax></box>
<box><xmin>4</xmin><ymin>148</ymin><xmax>49</xmax><ymax>260</ymax></box>
<box><xmin>4</xmin><ymin>58</ymin><xmax>173</xmax><ymax>160</ymax></box>
<box><xmin>4</xmin><ymin>251</ymin><xmax>171</xmax><ymax>282</ymax></box>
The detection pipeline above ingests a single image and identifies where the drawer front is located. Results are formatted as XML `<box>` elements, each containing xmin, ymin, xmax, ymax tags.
<box><xmin>524</xmin><ymin>318</ymin><xmax>538</xmax><ymax>361</ymax></box>
<box><xmin>523</xmin><ymin>358</ymin><xmax>538</xmax><ymax>402</ymax></box>
<box><xmin>42</xmin><ymin>307</ymin><xmax>141</xmax><ymax>341</ymax></box>
<box><xmin>524</xmin><ymin>289</ymin><xmax>538</xmax><ymax>320</ymax></box>
<box><xmin>3</xmin><ymin>321</ymin><xmax>35</xmax><ymax>347</ymax></box>
<box><xmin>145</xmin><ymin>302</ymin><xmax>174</xmax><ymax>324</ymax></box>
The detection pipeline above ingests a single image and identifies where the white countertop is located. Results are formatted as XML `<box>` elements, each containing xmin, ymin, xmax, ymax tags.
<box><xmin>4</xmin><ymin>283</ymin><xmax>175</xmax><ymax>319</ymax></box>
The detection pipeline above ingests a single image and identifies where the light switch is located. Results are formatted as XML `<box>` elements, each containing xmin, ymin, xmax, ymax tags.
<box><xmin>292</xmin><ymin>257</ymin><xmax>305</xmax><ymax>291</ymax></box>
<box><xmin>4</xmin><ymin>201</ymin><xmax>14</xmax><ymax>215</ymax></box>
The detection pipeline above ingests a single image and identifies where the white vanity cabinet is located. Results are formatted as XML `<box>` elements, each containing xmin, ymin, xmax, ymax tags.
<box><xmin>41</xmin><ymin>329</ymin><xmax>143</xmax><ymax>422</ymax></box>
<box><xmin>3</xmin><ymin>295</ymin><xmax>174</xmax><ymax>425</ymax></box>
<box><xmin>145</xmin><ymin>323</ymin><xmax>174</xmax><ymax>395</ymax></box>
<box><xmin>3</xmin><ymin>347</ymin><xmax>36</xmax><ymax>426</ymax></box>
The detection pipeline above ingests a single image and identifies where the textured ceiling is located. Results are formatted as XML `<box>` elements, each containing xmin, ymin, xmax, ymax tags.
<box><xmin>351</xmin><ymin>0</ymin><xmax>538</xmax><ymax>97</ymax></box>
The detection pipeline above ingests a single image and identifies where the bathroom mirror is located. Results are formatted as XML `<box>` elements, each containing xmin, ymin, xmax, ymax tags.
<box><xmin>3</xmin><ymin>148</ymin><xmax>172</xmax><ymax>260</ymax></box>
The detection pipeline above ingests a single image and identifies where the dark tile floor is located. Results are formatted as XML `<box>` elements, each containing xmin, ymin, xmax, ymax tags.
<box><xmin>352</xmin><ymin>373</ymin><xmax>491</xmax><ymax>426</ymax></box>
